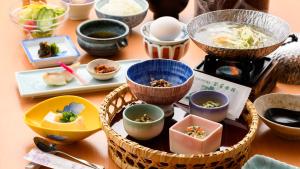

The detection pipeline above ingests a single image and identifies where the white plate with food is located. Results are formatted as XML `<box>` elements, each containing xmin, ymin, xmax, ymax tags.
<box><xmin>15</xmin><ymin>59</ymin><xmax>141</xmax><ymax>97</ymax></box>
<box><xmin>21</xmin><ymin>36</ymin><xmax>80</xmax><ymax>68</ymax></box>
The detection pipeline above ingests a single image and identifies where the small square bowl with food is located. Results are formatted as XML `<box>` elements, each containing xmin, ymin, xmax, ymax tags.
<box><xmin>169</xmin><ymin>114</ymin><xmax>223</xmax><ymax>154</ymax></box>
<box><xmin>21</xmin><ymin>35</ymin><xmax>80</xmax><ymax>68</ymax></box>
<box><xmin>86</xmin><ymin>59</ymin><xmax>121</xmax><ymax>80</ymax></box>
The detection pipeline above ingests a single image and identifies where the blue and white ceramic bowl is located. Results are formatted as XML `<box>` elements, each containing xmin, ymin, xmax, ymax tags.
<box><xmin>189</xmin><ymin>90</ymin><xmax>229</xmax><ymax>122</ymax></box>
<box><xmin>126</xmin><ymin>59</ymin><xmax>194</xmax><ymax>105</ymax></box>
<box><xmin>95</xmin><ymin>0</ymin><xmax>149</xmax><ymax>29</ymax></box>
<box><xmin>123</xmin><ymin>104</ymin><xmax>164</xmax><ymax>140</ymax></box>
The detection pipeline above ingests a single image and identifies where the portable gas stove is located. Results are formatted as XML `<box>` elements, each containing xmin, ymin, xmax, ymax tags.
<box><xmin>187</xmin><ymin>8</ymin><xmax>297</xmax><ymax>101</ymax></box>
<box><xmin>194</xmin><ymin>54</ymin><xmax>278</xmax><ymax>100</ymax></box>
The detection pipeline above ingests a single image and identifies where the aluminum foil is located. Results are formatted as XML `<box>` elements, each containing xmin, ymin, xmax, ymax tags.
<box><xmin>272</xmin><ymin>34</ymin><xmax>300</xmax><ymax>84</ymax></box>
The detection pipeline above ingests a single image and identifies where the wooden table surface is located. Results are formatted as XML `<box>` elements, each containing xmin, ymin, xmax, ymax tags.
<box><xmin>1</xmin><ymin>0</ymin><xmax>300</xmax><ymax>168</ymax></box>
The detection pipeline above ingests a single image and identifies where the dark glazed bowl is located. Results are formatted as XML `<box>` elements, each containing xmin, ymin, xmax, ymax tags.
<box><xmin>147</xmin><ymin>0</ymin><xmax>189</xmax><ymax>19</ymax></box>
<box><xmin>76</xmin><ymin>19</ymin><xmax>129</xmax><ymax>57</ymax></box>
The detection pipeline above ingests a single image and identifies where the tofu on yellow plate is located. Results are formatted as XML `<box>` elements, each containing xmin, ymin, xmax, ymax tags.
<box><xmin>41</xmin><ymin>102</ymin><xmax>86</xmax><ymax>130</ymax></box>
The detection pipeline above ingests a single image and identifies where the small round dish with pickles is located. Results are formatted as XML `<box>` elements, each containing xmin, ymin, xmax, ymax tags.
<box><xmin>87</xmin><ymin>59</ymin><xmax>121</xmax><ymax>80</ymax></box>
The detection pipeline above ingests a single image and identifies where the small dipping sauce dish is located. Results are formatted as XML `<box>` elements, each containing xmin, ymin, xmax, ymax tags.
<box><xmin>76</xmin><ymin>19</ymin><xmax>129</xmax><ymax>57</ymax></box>
<box><xmin>189</xmin><ymin>90</ymin><xmax>229</xmax><ymax>122</ymax></box>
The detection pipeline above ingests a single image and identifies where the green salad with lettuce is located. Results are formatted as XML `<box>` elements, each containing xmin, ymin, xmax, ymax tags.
<box><xmin>18</xmin><ymin>4</ymin><xmax>65</xmax><ymax>38</ymax></box>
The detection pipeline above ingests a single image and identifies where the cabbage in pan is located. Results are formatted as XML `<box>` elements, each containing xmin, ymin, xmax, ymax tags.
<box><xmin>213</xmin><ymin>25</ymin><xmax>270</xmax><ymax>49</ymax></box>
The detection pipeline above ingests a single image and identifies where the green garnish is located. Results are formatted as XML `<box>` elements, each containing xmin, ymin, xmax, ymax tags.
<box><xmin>50</xmin><ymin>43</ymin><xmax>59</xmax><ymax>55</ymax></box>
<box><xmin>60</xmin><ymin>111</ymin><xmax>77</xmax><ymax>123</ymax></box>
<box><xmin>202</xmin><ymin>101</ymin><xmax>220</xmax><ymax>108</ymax></box>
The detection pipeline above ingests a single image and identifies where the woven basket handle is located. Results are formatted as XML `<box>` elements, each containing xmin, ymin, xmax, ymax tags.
<box><xmin>23</xmin><ymin>0</ymin><xmax>47</xmax><ymax>6</ymax></box>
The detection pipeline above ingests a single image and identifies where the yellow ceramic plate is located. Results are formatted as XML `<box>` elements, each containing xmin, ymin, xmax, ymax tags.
<box><xmin>24</xmin><ymin>95</ymin><xmax>102</xmax><ymax>144</ymax></box>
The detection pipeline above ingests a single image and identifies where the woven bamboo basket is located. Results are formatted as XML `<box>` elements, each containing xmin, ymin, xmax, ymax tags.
<box><xmin>100</xmin><ymin>84</ymin><xmax>259</xmax><ymax>169</ymax></box>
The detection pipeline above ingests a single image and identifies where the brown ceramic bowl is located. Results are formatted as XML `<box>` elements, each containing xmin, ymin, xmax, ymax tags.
<box><xmin>147</xmin><ymin>0</ymin><xmax>189</xmax><ymax>19</ymax></box>
<box><xmin>254</xmin><ymin>93</ymin><xmax>300</xmax><ymax>140</ymax></box>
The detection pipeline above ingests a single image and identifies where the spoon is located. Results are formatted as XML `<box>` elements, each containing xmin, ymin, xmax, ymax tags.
<box><xmin>34</xmin><ymin>137</ymin><xmax>104</xmax><ymax>169</ymax></box>
<box><xmin>264</xmin><ymin>108</ymin><xmax>300</xmax><ymax>127</ymax></box>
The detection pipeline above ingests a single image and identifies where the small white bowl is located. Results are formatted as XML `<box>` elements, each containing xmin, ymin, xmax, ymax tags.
<box><xmin>95</xmin><ymin>0</ymin><xmax>148</xmax><ymax>29</ymax></box>
<box><xmin>61</xmin><ymin>0</ymin><xmax>95</xmax><ymax>20</ymax></box>
<box><xmin>87</xmin><ymin>59</ymin><xmax>120</xmax><ymax>80</ymax></box>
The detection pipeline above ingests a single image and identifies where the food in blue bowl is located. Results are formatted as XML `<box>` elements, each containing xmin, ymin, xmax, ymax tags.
<box><xmin>126</xmin><ymin>59</ymin><xmax>194</xmax><ymax>117</ymax></box>
<box><xmin>189</xmin><ymin>90</ymin><xmax>229</xmax><ymax>122</ymax></box>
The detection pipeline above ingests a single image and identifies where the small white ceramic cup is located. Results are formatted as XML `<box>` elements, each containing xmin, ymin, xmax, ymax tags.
<box><xmin>61</xmin><ymin>0</ymin><xmax>95</xmax><ymax>20</ymax></box>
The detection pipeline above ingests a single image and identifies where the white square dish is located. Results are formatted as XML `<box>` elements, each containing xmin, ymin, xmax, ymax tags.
<box><xmin>21</xmin><ymin>36</ymin><xmax>80</xmax><ymax>68</ymax></box>
<box><xmin>15</xmin><ymin>60</ymin><xmax>141</xmax><ymax>97</ymax></box>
